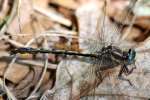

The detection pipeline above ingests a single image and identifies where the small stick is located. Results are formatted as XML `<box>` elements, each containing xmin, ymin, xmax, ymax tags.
<box><xmin>33</xmin><ymin>5</ymin><xmax>72</xmax><ymax>27</ymax></box>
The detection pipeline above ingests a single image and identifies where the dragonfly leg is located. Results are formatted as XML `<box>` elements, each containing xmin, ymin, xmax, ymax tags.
<box><xmin>118</xmin><ymin>65</ymin><xmax>133</xmax><ymax>86</ymax></box>
<box><xmin>123</xmin><ymin>64</ymin><xmax>136</xmax><ymax>76</ymax></box>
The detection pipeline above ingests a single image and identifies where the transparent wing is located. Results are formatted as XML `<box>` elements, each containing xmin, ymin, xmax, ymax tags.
<box><xmin>78</xmin><ymin>1</ymin><xmax>110</xmax><ymax>99</ymax></box>
<box><xmin>85</xmin><ymin>1</ymin><xmax>107</xmax><ymax>99</ymax></box>
<box><xmin>79</xmin><ymin>0</ymin><xmax>139</xmax><ymax>99</ymax></box>
<box><xmin>100</xmin><ymin>0</ymin><xmax>138</xmax><ymax>49</ymax></box>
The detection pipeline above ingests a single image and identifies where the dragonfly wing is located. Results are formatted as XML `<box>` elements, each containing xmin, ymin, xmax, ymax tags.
<box><xmin>98</xmin><ymin>16</ymin><xmax>121</xmax><ymax>45</ymax></box>
<box><xmin>102</xmin><ymin>0</ymin><xmax>138</xmax><ymax>48</ymax></box>
<box><xmin>76</xmin><ymin>2</ymin><xmax>108</xmax><ymax>53</ymax></box>
<box><xmin>75</xmin><ymin>1</ymin><xmax>122</xmax><ymax>99</ymax></box>
<box><xmin>59</xmin><ymin>59</ymin><xmax>99</xmax><ymax>100</ymax></box>
<box><xmin>76</xmin><ymin>0</ymin><xmax>121</xmax><ymax>52</ymax></box>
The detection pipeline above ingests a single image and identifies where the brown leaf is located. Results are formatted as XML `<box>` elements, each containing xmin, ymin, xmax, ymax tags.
<box><xmin>14</xmin><ymin>70</ymin><xmax>34</xmax><ymax>98</ymax></box>
<box><xmin>5</xmin><ymin>63</ymin><xmax>30</xmax><ymax>84</ymax></box>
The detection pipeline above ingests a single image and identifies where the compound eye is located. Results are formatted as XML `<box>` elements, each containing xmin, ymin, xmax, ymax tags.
<box><xmin>128</xmin><ymin>49</ymin><xmax>136</xmax><ymax>63</ymax></box>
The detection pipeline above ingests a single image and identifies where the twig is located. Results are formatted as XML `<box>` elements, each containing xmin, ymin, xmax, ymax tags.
<box><xmin>33</xmin><ymin>5</ymin><xmax>72</xmax><ymax>27</ymax></box>
<box><xmin>0</xmin><ymin>55</ymin><xmax>57</xmax><ymax>69</ymax></box>
<box><xmin>17</xmin><ymin>59</ymin><xmax>57</xmax><ymax>69</ymax></box>
<box><xmin>1</xmin><ymin>35</ymin><xmax>25</xmax><ymax>47</ymax></box>
<box><xmin>84</xmin><ymin>92</ymin><xmax>148</xmax><ymax>100</ymax></box>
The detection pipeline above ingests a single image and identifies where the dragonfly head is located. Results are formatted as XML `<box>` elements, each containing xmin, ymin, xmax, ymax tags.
<box><xmin>128</xmin><ymin>49</ymin><xmax>136</xmax><ymax>64</ymax></box>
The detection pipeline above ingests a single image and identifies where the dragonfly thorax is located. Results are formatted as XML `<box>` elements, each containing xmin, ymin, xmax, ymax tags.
<box><xmin>96</xmin><ymin>45</ymin><xmax>136</xmax><ymax>69</ymax></box>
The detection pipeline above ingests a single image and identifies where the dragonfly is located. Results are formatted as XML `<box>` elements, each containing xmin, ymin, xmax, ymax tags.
<box><xmin>4</xmin><ymin>0</ymin><xmax>150</xmax><ymax>100</ymax></box>
<box><xmin>11</xmin><ymin>45</ymin><xmax>136</xmax><ymax>86</ymax></box>
<box><xmin>10</xmin><ymin>44</ymin><xmax>137</xmax><ymax>100</ymax></box>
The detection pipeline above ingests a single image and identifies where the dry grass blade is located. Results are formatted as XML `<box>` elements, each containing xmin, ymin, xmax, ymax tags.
<box><xmin>120</xmin><ymin>0</ymin><xmax>138</xmax><ymax>41</ymax></box>
<box><xmin>3</xmin><ymin>57</ymin><xmax>18</xmax><ymax>100</ymax></box>
<box><xmin>27</xmin><ymin>38</ymin><xmax>49</xmax><ymax>99</ymax></box>
<box><xmin>0</xmin><ymin>79</ymin><xmax>17</xmax><ymax>100</ymax></box>
<box><xmin>0</xmin><ymin>0</ymin><xmax>19</xmax><ymax>36</ymax></box>
<box><xmin>3</xmin><ymin>28</ymin><xmax>39</xmax><ymax>99</ymax></box>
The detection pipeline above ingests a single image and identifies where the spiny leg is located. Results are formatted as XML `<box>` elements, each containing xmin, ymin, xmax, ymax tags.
<box><xmin>95</xmin><ymin>57</ymin><xmax>103</xmax><ymax>81</ymax></box>
<box><xmin>118</xmin><ymin>65</ymin><xmax>133</xmax><ymax>86</ymax></box>
<box><xmin>124</xmin><ymin>64</ymin><xmax>136</xmax><ymax>76</ymax></box>
<box><xmin>89</xmin><ymin>54</ymin><xmax>104</xmax><ymax>100</ymax></box>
